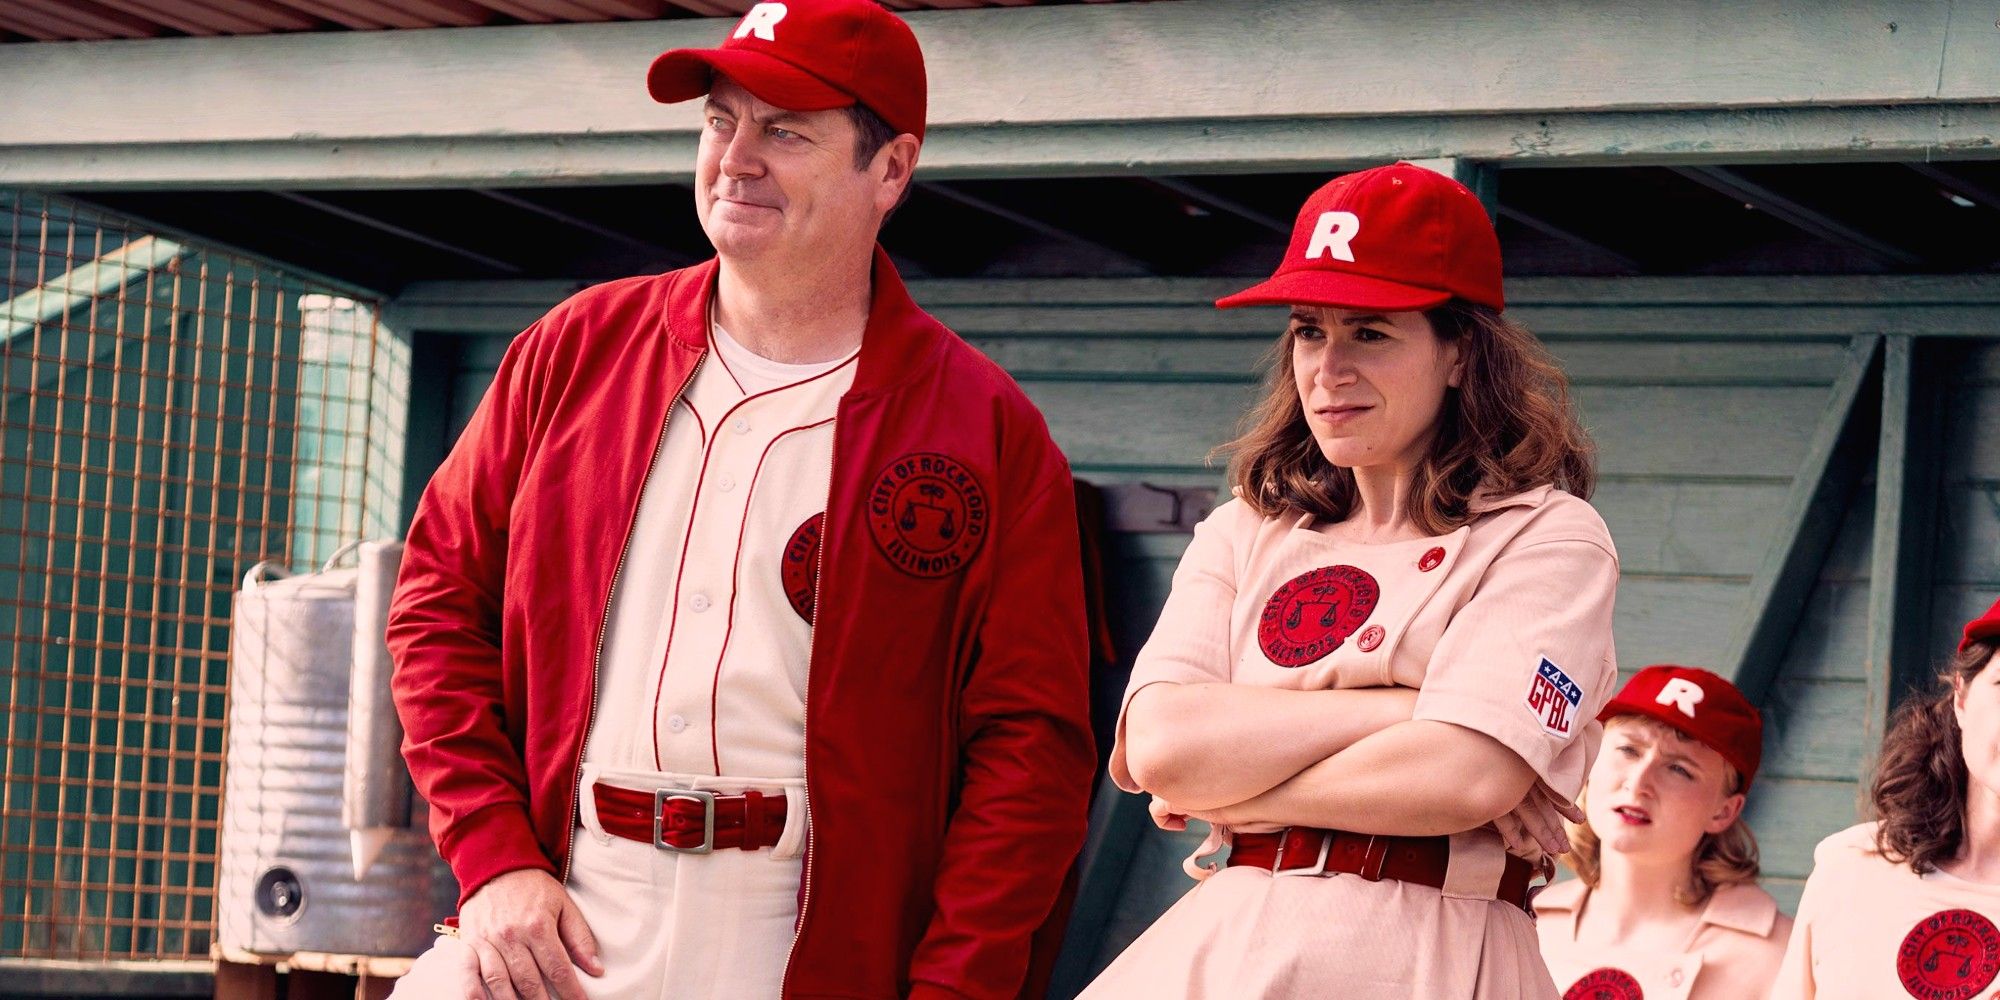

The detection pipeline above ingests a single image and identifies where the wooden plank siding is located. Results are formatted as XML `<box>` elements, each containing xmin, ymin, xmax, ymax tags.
<box><xmin>410</xmin><ymin>275</ymin><xmax>2000</xmax><ymax>979</ymax></box>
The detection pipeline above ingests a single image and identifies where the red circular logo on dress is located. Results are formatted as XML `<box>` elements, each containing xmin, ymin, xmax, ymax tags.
<box><xmin>781</xmin><ymin>513</ymin><xmax>823</xmax><ymax>623</ymax></box>
<box><xmin>1257</xmin><ymin>565</ymin><xmax>1379</xmax><ymax>667</ymax></box>
<box><xmin>866</xmin><ymin>453</ymin><xmax>988</xmax><ymax>578</ymax></box>
<box><xmin>1356</xmin><ymin>625</ymin><xmax>1385</xmax><ymax>652</ymax></box>
<box><xmin>1898</xmin><ymin>909</ymin><xmax>2000</xmax><ymax>1000</ymax></box>
<box><xmin>1418</xmin><ymin>546</ymin><xmax>1446</xmax><ymax>572</ymax></box>
<box><xmin>1563</xmin><ymin>968</ymin><xmax>1643</xmax><ymax>1000</ymax></box>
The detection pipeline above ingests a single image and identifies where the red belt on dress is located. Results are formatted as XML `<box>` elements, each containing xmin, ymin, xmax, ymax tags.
<box><xmin>591</xmin><ymin>782</ymin><xmax>787</xmax><ymax>854</ymax></box>
<box><xmin>1226</xmin><ymin>827</ymin><xmax>1538</xmax><ymax>914</ymax></box>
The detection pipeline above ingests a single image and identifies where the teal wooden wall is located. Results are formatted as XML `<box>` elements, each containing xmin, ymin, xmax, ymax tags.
<box><xmin>419</xmin><ymin>275</ymin><xmax>2000</xmax><ymax>986</ymax></box>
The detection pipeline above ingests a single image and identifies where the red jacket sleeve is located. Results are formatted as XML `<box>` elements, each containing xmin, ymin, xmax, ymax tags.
<box><xmin>907</xmin><ymin>449</ymin><xmax>1096</xmax><ymax>1000</ymax></box>
<box><xmin>388</xmin><ymin>322</ymin><xmax>557</xmax><ymax>906</ymax></box>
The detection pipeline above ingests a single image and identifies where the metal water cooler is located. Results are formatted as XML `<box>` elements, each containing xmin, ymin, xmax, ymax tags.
<box><xmin>216</xmin><ymin>540</ymin><xmax>457</xmax><ymax>957</ymax></box>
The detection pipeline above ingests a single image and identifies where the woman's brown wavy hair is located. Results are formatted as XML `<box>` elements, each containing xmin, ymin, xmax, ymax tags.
<box><xmin>1563</xmin><ymin>714</ymin><xmax>1762</xmax><ymax>907</ymax></box>
<box><xmin>1871</xmin><ymin>637</ymin><xmax>2000</xmax><ymax>874</ymax></box>
<box><xmin>1218</xmin><ymin>300</ymin><xmax>1595</xmax><ymax>533</ymax></box>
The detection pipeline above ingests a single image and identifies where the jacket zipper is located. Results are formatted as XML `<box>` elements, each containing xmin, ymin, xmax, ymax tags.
<box><xmin>561</xmin><ymin>351</ymin><xmax>707</xmax><ymax>883</ymax></box>
<box><xmin>780</xmin><ymin>401</ymin><xmax>841</xmax><ymax>993</ymax></box>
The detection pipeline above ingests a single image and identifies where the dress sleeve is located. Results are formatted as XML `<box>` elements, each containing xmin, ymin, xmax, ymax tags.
<box><xmin>1106</xmin><ymin>499</ymin><xmax>1252</xmax><ymax>793</ymax></box>
<box><xmin>1768</xmin><ymin>877</ymin><xmax>1819</xmax><ymax>999</ymax></box>
<box><xmin>1409</xmin><ymin>520</ymin><xmax>1619</xmax><ymax>799</ymax></box>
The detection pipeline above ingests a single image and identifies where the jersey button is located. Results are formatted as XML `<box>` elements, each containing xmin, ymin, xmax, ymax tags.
<box><xmin>666</xmin><ymin>714</ymin><xmax>687</xmax><ymax>734</ymax></box>
<box><xmin>1667</xmin><ymin>969</ymin><xmax>1684</xmax><ymax>988</ymax></box>
<box><xmin>716</xmin><ymin>475</ymin><xmax>736</xmax><ymax>493</ymax></box>
<box><xmin>731</xmin><ymin>418</ymin><xmax>750</xmax><ymax>435</ymax></box>
<box><xmin>690</xmin><ymin>593</ymin><xmax>712</xmax><ymax>613</ymax></box>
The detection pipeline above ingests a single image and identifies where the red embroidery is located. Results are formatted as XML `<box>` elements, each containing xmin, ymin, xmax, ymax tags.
<box><xmin>865</xmin><ymin>453</ymin><xmax>988</xmax><ymax>578</ymax></box>
<box><xmin>782</xmin><ymin>513</ymin><xmax>823</xmax><ymax>623</ymax></box>
<box><xmin>1257</xmin><ymin>565</ymin><xmax>1379</xmax><ymax>667</ymax></box>
<box><xmin>1898</xmin><ymin>909</ymin><xmax>2000</xmax><ymax>1000</ymax></box>
<box><xmin>1564</xmin><ymin>968</ymin><xmax>1643</xmax><ymax>1000</ymax></box>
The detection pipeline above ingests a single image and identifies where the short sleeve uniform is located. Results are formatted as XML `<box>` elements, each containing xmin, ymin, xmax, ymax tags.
<box><xmin>1772</xmin><ymin>822</ymin><xmax>2000</xmax><ymax>1000</ymax></box>
<box><xmin>1086</xmin><ymin>485</ymin><xmax>1620</xmax><ymax>1000</ymax></box>
<box><xmin>1535</xmin><ymin>879</ymin><xmax>1793</xmax><ymax>1000</ymax></box>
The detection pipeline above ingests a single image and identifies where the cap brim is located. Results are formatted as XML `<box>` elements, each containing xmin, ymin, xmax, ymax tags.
<box><xmin>1215</xmin><ymin>269</ymin><xmax>1451</xmax><ymax>312</ymax></box>
<box><xmin>648</xmin><ymin>47</ymin><xmax>855</xmax><ymax>112</ymax></box>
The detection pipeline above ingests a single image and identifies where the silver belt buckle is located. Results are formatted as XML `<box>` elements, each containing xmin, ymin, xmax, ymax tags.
<box><xmin>1272</xmin><ymin>829</ymin><xmax>1333</xmax><ymax>878</ymax></box>
<box><xmin>653</xmin><ymin>789</ymin><xmax>716</xmax><ymax>854</ymax></box>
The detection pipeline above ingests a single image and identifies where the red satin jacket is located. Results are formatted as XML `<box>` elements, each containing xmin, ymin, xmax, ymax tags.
<box><xmin>388</xmin><ymin>250</ymin><xmax>1094</xmax><ymax>1000</ymax></box>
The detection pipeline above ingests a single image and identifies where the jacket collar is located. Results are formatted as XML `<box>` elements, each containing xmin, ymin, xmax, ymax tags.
<box><xmin>1536</xmin><ymin>878</ymin><xmax>1779</xmax><ymax>940</ymax></box>
<box><xmin>1467</xmin><ymin>482</ymin><xmax>1555</xmax><ymax>514</ymax></box>
<box><xmin>664</xmin><ymin>246</ymin><xmax>944</xmax><ymax>398</ymax></box>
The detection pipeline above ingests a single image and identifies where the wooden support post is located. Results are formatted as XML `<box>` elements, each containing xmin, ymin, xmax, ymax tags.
<box><xmin>1862</xmin><ymin>335</ymin><xmax>1942</xmax><ymax>768</ymax></box>
<box><xmin>1718</xmin><ymin>334</ymin><xmax>1883</xmax><ymax>705</ymax></box>
<box><xmin>1406</xmin><ymin>157</ymin><xmax>1497</xmax><ymax>220</ymax></box>
<box><xmin>1047</xmin><ymin>773</ymin><xmax>1155</xmax><ymax>998</ymax></box>
<box><xmin>211</xmin><ymin>960</ymin><xmax>280</xmax><ymax>1000</ymax></box>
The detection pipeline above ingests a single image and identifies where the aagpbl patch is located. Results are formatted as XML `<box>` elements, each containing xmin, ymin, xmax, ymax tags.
<box><xmin>1526</xmin><ymin>656</ymin><xmax>1583</xmax><ymax>738</ymax></box>
<box><xmin>1257</xmin><ymin>565</ymin><xmax>1379</xmax><ymax>668</ymax></box>
<box><xmin>1898</xmin><ymin>909</ymin><xmax>2000</xmax><ymax>1000</ymax></box>
<box><xmin>781</xmin><ymin>512</ymin><xmax>823</xmax><ymax>623</ymax></box>
<box><xmin>1563</xmin><ymin>968</ymin><xmax>1643</xmax><ymax>1000</ymax></box>
<box><xmin>865</xmin><ymin>452</ymin><xmax>988</xmax><ymax>578</ymax></box>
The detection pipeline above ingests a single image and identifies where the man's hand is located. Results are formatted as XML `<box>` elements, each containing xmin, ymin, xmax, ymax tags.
<box><xmin>457</xmin><ymin>869</ymin><xmax>604</xmax><ymax>1000</ymax></box>
<box><xmin>1491</xmin><ymin>779</ymin><xmax>1583</xmax><ymax>859</ymax></box>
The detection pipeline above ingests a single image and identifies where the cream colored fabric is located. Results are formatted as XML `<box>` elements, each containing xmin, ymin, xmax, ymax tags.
<box><xmin>1772</xmin><ymin>821</ymin><xmax>2000</xmax><ymax>1000</ymax></box>
<box><xmin>1535</xmin><ymin>878</ymin><xmax>1792</xmax><ymax>1000</ymax></box>
<box><xmin>1085</xmin><ymin>487</ymin><xmax>1620</xmax><ymax>999</ymax></box>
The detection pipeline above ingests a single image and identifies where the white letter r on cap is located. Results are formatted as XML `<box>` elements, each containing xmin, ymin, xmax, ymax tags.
<box><xmin>1656</xmin><ymin>677</ymin><xmax>1705</xmax><ymax>719</ymax></box>
<box><xmin>734</xmin><ymin>2</ymin><xmax>787</xmax><ymax>41</ymax></box>
<box><xmin>1306</xmin><ymin>211</ymin><xmax>1360</xmax><ymax>263</ymax></box>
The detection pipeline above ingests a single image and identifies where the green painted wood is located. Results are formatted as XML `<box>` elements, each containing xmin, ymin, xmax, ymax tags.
<box><xmin>1761</xmin><ymin>679</ymin><xmax>1875</xmax><ymax>782</ymax></box>
<box><xmin>1716</xmin><ymin>336</ymin><xmax>1882</xmax><ymax>705</ymax></box>
<box><xmin>1743</xmin><ymin>777</ymin><xmax>1868</xmax><ymax>881</ymax></box>
<box><xmin>9</xmin><ymin>2</ymin><xmax>2000</xmax><ymax>190</ymax></box>
<box><xmin>1867</xmin><ymin>337</ymin><xmax>1944</xmax><ymax>760</ymax></box>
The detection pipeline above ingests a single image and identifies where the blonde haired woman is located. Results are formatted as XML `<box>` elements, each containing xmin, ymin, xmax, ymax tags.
<box><xmin>1536</xmin><ymin>665</ymin><xmax>1791</xmax><ymax>999</ymax></box>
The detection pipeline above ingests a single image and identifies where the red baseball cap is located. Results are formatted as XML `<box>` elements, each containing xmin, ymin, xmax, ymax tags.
<box><xmin>1599</xmin><ymin>665</ymin><xmax>1763</xmax><ymax>791</ymax></box>
<box><xmin>648</xmin><ymin>0</ymin><xmax>928</xmax><ymax>141</ymax></box>
<box><xmin>1216</xmin><ymin>162</ymin><xmax>1503</xmax><ymax>312</ymax></box>
<box><xmin>1962</xmin><ymin>596</ymin><xmax>2000</xmax><ymax>655</ymax></box>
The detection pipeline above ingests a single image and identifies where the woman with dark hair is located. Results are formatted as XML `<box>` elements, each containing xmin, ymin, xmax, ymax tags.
<box><xmin>1537</xmin><ymin>665</ymin><xmax>1792</xmax><ymax>998</ymax></box>
<box><xmin>1078</xmin><ymin>162</ymin><xmax>1619</xmax><ymax>999</ymax></box>
<box><xmin>1771</xmin><ymin>597</ymin><xmax>2000</xmax><ymax>1000</ymax></box>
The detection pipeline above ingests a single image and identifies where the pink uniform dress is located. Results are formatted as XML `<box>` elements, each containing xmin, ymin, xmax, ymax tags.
<box><xmin>1081</xmin><ymin>485</ymin><xmax>1620</xmax><ymax>1000</ymax></box>
<box><xmin>1535</xmin><ymin>878</ymin><xmax>1793</xmax><ymax>1000</ymax></box>
<box><xmin>1773</xmin><ymin>822</ymin><xmax>2000</xmax><ymax>1000</ymax></box>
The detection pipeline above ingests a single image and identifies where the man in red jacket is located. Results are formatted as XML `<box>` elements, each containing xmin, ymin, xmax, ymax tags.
<box><xmin>385</xmin><ymin>2</ymin><xmax>1094</xmax><ymax>998</ymax></box>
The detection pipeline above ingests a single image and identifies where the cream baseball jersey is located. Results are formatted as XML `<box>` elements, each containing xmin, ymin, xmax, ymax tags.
<box><xmin>589</xmin><ymin>327</ymin><xmax>857</xmax><ymax>778</ymax></box>
<box><xmin>1536</xmin><ymin>879</ymin><xmax>1792</xmax><ymax>1000</ymax></box>
<box><xmin>1774</xmin><ymin>822</ymin><xmax>2000</xmax><ymax>1000</ymax></box>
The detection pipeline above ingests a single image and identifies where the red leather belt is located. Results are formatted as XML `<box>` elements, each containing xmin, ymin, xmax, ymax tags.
<box><xmin>592</xmin><ymin>782</ymin><xmax>787</xmax><ymax>854</ymax></box>
<box><xmin>1227</xmin><ymin>827</ymin><xmax>1538</xmax><ymax>913</ymax></box>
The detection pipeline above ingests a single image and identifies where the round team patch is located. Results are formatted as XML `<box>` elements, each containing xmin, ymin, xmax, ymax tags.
<box><xmin>781</xmin><ymin>513</ymin><xmax>823</xmax><ymax>623</ymax></box>
<box><xmin>1257</xmin><ymin>565</ymin><xmax>1379</xmax><ymax>667</ymax></box>
<box><xmin>1418</xmin><ymin>546</ymin><xmax>1446</xmax><ymax>572</ymax></box>
<box><xmin>866</xmin><ymin>453</ymin><xmax>988</xmax><ymax>578</ymax></box>
<box><xmin>1357</xmin><ymin>624</ymin><xmax>1385</xmax><ymax>653</ymax></box>
<box><xmin>1563</xmin><ymin>968</ymin><xmax>1643</xmax><ymax>1000</ymax></box>
<box><xmin>1898</xmin><ymin>909</ymin><xmax>2000</xmax><ymax>1000</ymax></box>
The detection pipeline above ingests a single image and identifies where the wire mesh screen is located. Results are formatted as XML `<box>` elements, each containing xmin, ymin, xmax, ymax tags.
<box><xmin>0</xmin><ymin>191</ymin><xmax>407</xmax><ymax>961</ymax></box>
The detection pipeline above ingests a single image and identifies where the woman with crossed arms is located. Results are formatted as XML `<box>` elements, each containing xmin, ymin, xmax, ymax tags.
<box><xmin>1079</xmin><ymin>162</ymin><xmax>1619</xmax><ymax>999</ymax></box>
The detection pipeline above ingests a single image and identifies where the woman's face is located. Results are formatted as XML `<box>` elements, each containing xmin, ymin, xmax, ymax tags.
<box><xmin>1953</xmin><ymin>652</ymin><xmax>2000</xmax><ymax>799</ymax></box>
<box><xmin>1584</xmin><ymin>716</ymin><xmax>1744</xmax><ymax>865</ymax></box>
<box><xmin>1289</xmin><ymin>305</ymin><xmax>1462</xmax><ymax>474</ymax></box>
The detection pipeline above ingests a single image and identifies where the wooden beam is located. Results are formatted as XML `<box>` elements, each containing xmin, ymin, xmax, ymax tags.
<box><xmin>3</xmin><ymin>1</ymin><xmax>2000</xmax><ymax>188</ymax></box>
<box><xmin>1145</xmin><ymin>177</ymin><xmax>1289</xmax><ymax>237</ymax></box>
<box><xmin>918</xmin><ymin>181</ymin><xmax>1152</xmax><ymax>273</ymax></box>
<box><xmin>1718</xmin><ymin>334</ymin><xmax>1882</xmax><ymax>705</ymax></box>
<box><xmin>1671</xmin><ymin>166</ymin><xmax>1923</xmax><ymax>268</ymax></box>
<box><xmin>1862</xmin><ymin>335</ymin><xmax>1942</xmax><ymax>766</ymax></box>
<box><xmin>1496</xmin><ymin>205</ymin><xmax>1643</xmax><ymax>272</ymax></box>
<box><xmin>472</xmin><ymin>188</ymin><xmax>697</xmax><ymax>267</ymax></box>
<box><xmin>270</xmin><ymin>191</ymin><xmax>525</xmax><ymax>275</ymax></box>
<box><xmin>1907</xmin><ymin>162</ymin><xmax>2000</xmax><ymax>214</ymax></box>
